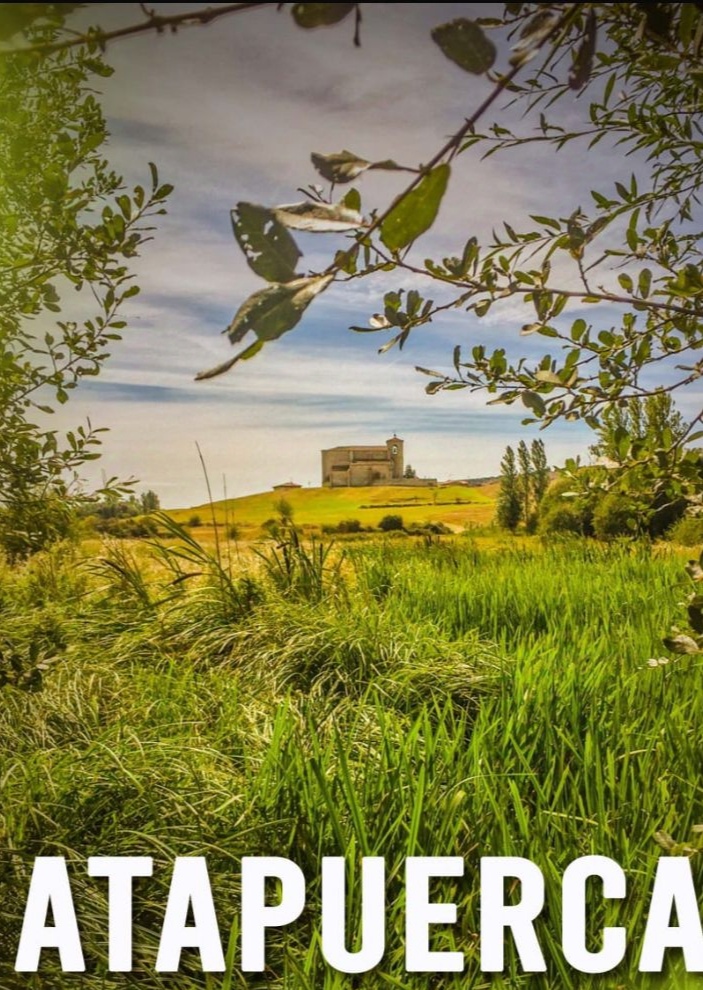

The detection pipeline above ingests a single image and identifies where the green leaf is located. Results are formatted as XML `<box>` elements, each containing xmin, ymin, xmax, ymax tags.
<box><xmin>530</xmin><ymin>215</ymin><xmax>561</xmax><ymax>230</ymax></box>
<box><xmin>638</xmin><ymin>268</ymin><xmax>652</xmax><ymax>299</ymax></box>
<box><xmin>334</xmin><ymin>244</ymin><xmax>359</xmax><ymax>275</ymax></box>
<box><xmin>195</xmin><ymin>340</ymin><xmax>265</xmax><ymax>381</ymax></box>
<box><xmin>231</xmin><ymin>203</ymin><xmax>302</xmax><ymax>283</ymax></box>
<box><xmin>343</xmin><ymin>187</ymin><xmax>361</xmax><ymax>211</ymax></box>
<box><xmin>380</xmin><ymin>165</ymin><xmax>450</xmax><ymax>252</ymax></box>
<box><xmin>82</xmin><ymin>57</ymin><xmax>114</xmax><ymax>79</ymax></box>
<box><xmin>196</xmin><ymin>275</ymin><xmax>333</xmax><ymax>381</ymax></box>
<box><xmin>291</xmin><ymin>3</ymin><xmax>356</xmax><ymax>29</ymax></box>
<box><xmin>680</xmin><ymin>2</ymin><xmax>697</xmax><ymax>46</ymax></box>
<box><xmin>431</xmin><ymin>18</ymin><xmax>496</xmax><ymax>74</ymax></box>
<box><xmin>229</xmin><ymin>274</ymin><xmax>333</xmax><ymax>345</ymax></box>
<box><xmin>521</xmin><ymin>390</ymin><xmax>546</xmax><ymax>416</ymax></box>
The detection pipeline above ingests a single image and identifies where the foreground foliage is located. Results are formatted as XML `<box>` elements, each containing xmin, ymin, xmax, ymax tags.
<box><xmin>0</xmin><ymin>534</ymin><xmax>701</xmax><ymax>987</ymax></box>
<box><xmin>0</xmin><ymin>9</ymin><xmax>171</xmax><ymax>559</ymax></box>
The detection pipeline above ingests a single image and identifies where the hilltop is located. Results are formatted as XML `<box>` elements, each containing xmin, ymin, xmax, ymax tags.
<box><xmin>170</xmin><ymin>483</ymin><xmax>499</xmax><ymax>534</ymax></box>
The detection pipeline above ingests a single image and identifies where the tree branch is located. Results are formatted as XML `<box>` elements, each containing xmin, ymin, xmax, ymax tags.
<box><xmin>0</xmin><ymin>2</ymin><xmax>274</xmax><ymax>56</ymax></box>
<box><xmin>325</xmin><ymin>6</ymin><xmax>583</xmax><ymax>277</ymax></box>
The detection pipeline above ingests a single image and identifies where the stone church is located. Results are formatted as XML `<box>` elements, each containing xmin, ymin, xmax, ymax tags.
<box><xmin>321</xmin><ymin>436</ymin><xmax>404</xmax><ymax>488</ymax></box>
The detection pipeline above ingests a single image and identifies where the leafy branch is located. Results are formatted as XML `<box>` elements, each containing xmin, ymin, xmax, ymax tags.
<box><xmin>196</xmin><ymin>6</ymin><xmax>579</xmax><ymax>379</ymax></box>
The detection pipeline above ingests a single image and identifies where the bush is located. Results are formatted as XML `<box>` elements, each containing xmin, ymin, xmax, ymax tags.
<box><xmin>94</xmin><ymin>516</ymin><xmax>158</xmax><ymax>539</ymax></box>
<box><xmin>0</xmin><ymin>494</ymin><xmax>76</xmax><ymax>564</ymax></box>
<box><xmin>538</xmin><ymin>477</ymin><xmax>593</xmax><ymax>537</ymax></box>
<box><xmin>336</xmin><ymin>518</ymin><xmax>362</xmax><ymax>534</ymax></box>
<box><xmin>539</xmin><ymin>502</ymin><xmax>587</xmax><ymax>536</ymax></box>
<box><xmin>666</xmin><ymin>515</ymin><xmax>703</xmax><ymax>547</ymax></box>
<box><xmin>188</xmin><ymin>514</ymin><xmax>202</xmax><ymax>528</ymax></box>
<box><xmin>592</xmin><ymin>494</ymin><xmax>639</xmax><ymax>541</ymax></box>
<box><xmin>407</xmin><ymin>521</ymin><xmax>451</xmax><ymax>536</ymax></box>
<box><xmin>537</xmin><ymin>469</ymin><xmax>686</xmax><ymax>541</ymax></box>
<box><xmin>378</xmin><ymin>514</ymin><xmax>404</xmax><ymax>532</ymax></box>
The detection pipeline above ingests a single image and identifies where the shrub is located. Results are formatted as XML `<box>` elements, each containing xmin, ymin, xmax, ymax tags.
<box><xmin>94</xmin><ymin>516</ymin><xmax>158</xmax><ymax>539</ymax></box>
<box><xmin>0</xmin><ymin>494</ymin><xmax>76</xmax><ymax>563</ymax></box>
<box><xmin>592</xmin><ymin>494</ymin><xmax>639</xmax><ymax>541</ymax></box>
<box><xmin>538</xmin><ymin>477</ymin><xmax>593</xmax><ymax>537</ymax></box>
<box><xmin>336</xmin><ymin>519</ymin><xmax>362</xmax><ymax>534</ymax></box>
<box><xmin>188</xmin><ymin>514</ymin><xmax>202</xmax><ymax>528</ymax></box>
<box><xmin>407</xmin><ymin>521</ymin><xmax>451</xmax><ymax>536</ymax></box>
<box><xmin>539</xmin><ymin>502</ymin><xmax>587</xmax><ymax>536</ymax></box>
<box><xmin>666</xmin><ymin>515</ymin><xmax>703</xmax><ymax>547</ymax></box>
<box><xmin>378</xmin><ymin>514</ymin><xmax>404</xmax><ymax>532</ymax></box>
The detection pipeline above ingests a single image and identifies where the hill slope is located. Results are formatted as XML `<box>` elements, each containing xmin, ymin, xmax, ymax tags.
<box><xmin>171</xmin><ymin>483</ymin><xmax>498</xmax><ymax>533</ymax></box>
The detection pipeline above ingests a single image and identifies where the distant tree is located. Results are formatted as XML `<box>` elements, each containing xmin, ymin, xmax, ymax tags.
<box><xmin>496</xmin><ymin>446</ymin><xmax>521</xmax><ymax>532</ymax></box>
<box><xmin>641</xmin><ymin>393</ymin><xmax>687</xmax><ymax>452</ymax></box>
<box><xmin>590</xmin><ymin>393</ymin><xmax>687</xmax><ymax>465</ymax></box>
<box><xmin>140</xmin><ymin>490</ymin><xmax>161</xmax><ymax>513</ymax></box>
<box><xmin>273</xmin><ymin>497</ymin><xmax>294</xmax><ymax>523</ymax></box>
<box><xmin>516</xmin><ymin>440</ymin><xmax>532</xmax><ymax>526</ymax></box>
<box><xmin>530</xmin><ymin>439</ymin><xmax>550</xmax><ymax>508</ymax></box>
<box><xmin>404</xmin><ymin>464</ymin><xmax>417</xmax><ymax>479</ymax></box>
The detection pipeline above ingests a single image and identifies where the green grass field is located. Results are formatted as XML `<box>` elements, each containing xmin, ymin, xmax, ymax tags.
<box><xmin>170</xmin><ymin>483</ymin><xmax>499</xmax><ymax>533</ymax></box>
<box><xmin>0</xmin><ymin>530</ymin><xmax>702</xmax><ymax>988</ymax></box>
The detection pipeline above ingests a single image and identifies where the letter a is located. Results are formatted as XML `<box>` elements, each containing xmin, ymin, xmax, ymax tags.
<box><xmin>15</xmin><ymin>857</ymin><xmax>85</xmax><ymax>972</ymax></box>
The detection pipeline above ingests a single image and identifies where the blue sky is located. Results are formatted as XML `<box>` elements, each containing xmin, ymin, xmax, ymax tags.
<box><xmin>40</xmin><ymin>3</ymin><xmax>692</xmax><ymax>506</ymax></box>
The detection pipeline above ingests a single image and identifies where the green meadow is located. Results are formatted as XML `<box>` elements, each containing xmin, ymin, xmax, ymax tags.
<box><xmin>0</xmin><ymin>520</ymin><xmax>702</xmax><ymax>988</ymax></box>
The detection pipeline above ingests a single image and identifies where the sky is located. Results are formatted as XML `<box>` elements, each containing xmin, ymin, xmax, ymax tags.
<box><xmin>28</xmin><ymin>2</ymin><xmax>682</xmax><ymax>507</ymax></box>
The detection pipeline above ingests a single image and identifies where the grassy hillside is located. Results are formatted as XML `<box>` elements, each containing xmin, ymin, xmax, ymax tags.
<box><xmin>170</xmin><ymin>483</ymin><xmax>499</xmax><ymax>532</ymax></box>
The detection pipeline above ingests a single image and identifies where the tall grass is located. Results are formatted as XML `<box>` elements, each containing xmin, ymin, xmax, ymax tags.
<box><xmin>0</xmin><ymin>537</ymin><xmax>701</xmax><ymax>987</ymax></box>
